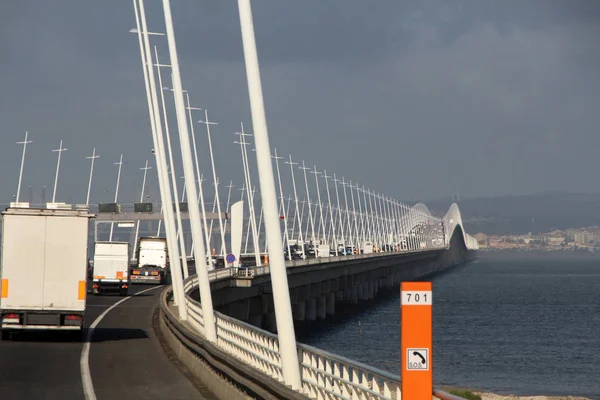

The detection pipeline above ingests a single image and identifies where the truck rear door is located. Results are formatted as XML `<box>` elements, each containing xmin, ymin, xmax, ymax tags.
<box><xmin>42</xmin><ymin>216</ymin><xmax>87</xmax><ymax>311</ymax></box>
<box><xmin>1</xmin><ymin>214</ymin><xmax>46</xmax><ymax>309</ymax></box>
<box><xmin>95</xmin><ymin>244</ymin><xmax>128</xmax><ymax>280</ymax></box>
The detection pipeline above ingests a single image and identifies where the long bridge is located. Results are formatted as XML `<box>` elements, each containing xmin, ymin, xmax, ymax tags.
<box><xmin>0</xmin><ymin>1</ymin><xmax>479</xmax><ymax>400</ymax></box>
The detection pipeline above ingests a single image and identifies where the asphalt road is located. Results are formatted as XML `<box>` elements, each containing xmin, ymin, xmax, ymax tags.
<box><xmin>0</xmin><ymin>284</ymin><xmax>212</xmax><ymax>400</ymax></box>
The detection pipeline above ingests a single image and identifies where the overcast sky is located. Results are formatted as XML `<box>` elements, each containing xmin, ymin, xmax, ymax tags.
<box><xmin>1</xmin><ymin>1</ymin><xmax>599</xmax><ymax>206</ymax></box>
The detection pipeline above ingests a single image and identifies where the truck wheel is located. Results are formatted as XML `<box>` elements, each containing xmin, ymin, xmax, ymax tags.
<box><xmin>1</xmin><ymin>330</ymin><xmax>10</xmax><ymax>341</ymax></box>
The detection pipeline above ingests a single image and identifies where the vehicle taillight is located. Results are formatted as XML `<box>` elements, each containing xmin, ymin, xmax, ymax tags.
<box><xmin>65</xmin><ymin>315</ymin><xmax>82</xmax><ymax>321</ymax></box>
<box><xmin>2</xmin><ymin>313</ymin><xmax>20</xmax><ymax>323</ymax></box>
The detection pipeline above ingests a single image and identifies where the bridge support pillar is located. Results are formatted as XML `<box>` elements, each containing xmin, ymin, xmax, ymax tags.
<box><xmin>317</xmin><ymin>295</ymin><xmax>327</xmax><ymax>320</ymax></box>
<box><xmin>350</xmin><ymin>285</ymin><xmax>358</xmax><ymax>303</ymax></box>
<box><xmin>359</xmin><ymin>282</ymin><xmax>370</xmax><ymax>301</ymax></box>
<box><xmin>306</xmin><ymin>297</ymin><xmax>317</xmax><ymax>321</ymax></box>
<box><xmin>329</xmin><ymin>278</ymin><xmax>339</xmax><ymax>293</ymax></box>
<box><xmin>293</xmin><ymin>301</ymin><xmax>306</xmax><ymax>321</ymax></box>
<box><xmin>326</xmin><ymin>292</ymin><xmax>335</xmax><ymax>316</ymax></box>
<box><xmin>248</xmin><ymin>297</ymin><xmax>263</xmax><ymax>328</ymax></box>
<box><xmin>265</xmin><ymin>311</ymin><xmax>277</xmax><ymax>332</ymax></box>
<box><xmin>261</xmin><ymin>294</ymin><xmax>274</xmax><ymax>315</ymax></box>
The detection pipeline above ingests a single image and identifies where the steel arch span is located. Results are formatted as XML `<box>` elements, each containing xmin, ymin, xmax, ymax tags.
<box><xmin>442</xmin><ymin>203</ymin><xmax>479</xmax><ymax>250</ymax></box>
<box><xmin>399</xmin><ymin>202</ymin><xmax>478</xmax><ymax>251</ymax></box>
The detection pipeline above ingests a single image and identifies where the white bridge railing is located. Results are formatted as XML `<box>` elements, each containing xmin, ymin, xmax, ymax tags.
<box><xmin>181</xmin><ymin>272</ymin><xmax>402</xmax><ymax>400</ymax></box>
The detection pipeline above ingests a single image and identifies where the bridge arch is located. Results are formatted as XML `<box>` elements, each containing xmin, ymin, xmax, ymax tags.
<box><xmin>442</xmin><ymin>203</ymin><xmax>478</xmax><ymax>250</ymax></box>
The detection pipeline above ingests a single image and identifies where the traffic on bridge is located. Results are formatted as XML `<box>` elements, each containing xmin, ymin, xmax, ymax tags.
<box><xmin>5</xmin><ymin>1</ymin><xmax>569</xmax><ymax>400</ymax></box>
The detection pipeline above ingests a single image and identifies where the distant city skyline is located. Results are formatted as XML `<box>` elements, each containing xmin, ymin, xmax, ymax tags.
<box><xmin>2</xmin><ymin>1</ymin><xmax>599</xmax><ymax>203</ymax></box>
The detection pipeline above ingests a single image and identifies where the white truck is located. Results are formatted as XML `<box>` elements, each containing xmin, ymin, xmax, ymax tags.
<box><xmin>92</xmin><ymin>242</ymin><xmax>130</xmax><ymax>296</ymax></box>
<box><xmin>314</xmin><ymin>240</ymin><xmax>330</xmax><ymax>258</ymax></box>
<box><xmin>131</xmin><ymin>237</ymin><xmax>168</xmax><ymax>284</ymax></box>
<box><xmin>363</xmin><ymin>241</ymin><xmax>374</xmax><ymax>254</ymax></box>
<box><xmin>0</xmin><ymin>206</ymin><xmax>93</xmax><ymax>340</ymax></box>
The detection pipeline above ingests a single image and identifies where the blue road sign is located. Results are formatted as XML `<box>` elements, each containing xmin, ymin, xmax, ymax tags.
<box><xmin>226</xmin><ymin>253</ymin><xmax>236</xmax><ymax>264</ymax></box>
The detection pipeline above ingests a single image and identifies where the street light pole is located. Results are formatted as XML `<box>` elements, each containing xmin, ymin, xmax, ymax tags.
<box><xmin>51</xmin><ymin>140</ymin><xmax>67</xmax><ymax>204</ymax></box>
<box><xmin>16</xmin><ymin>131</ymin><xmax>33</xmax><ymax>203</ymax></box>
<box><xmin>109</xmin><ymin>154</ymin><xmax>125</xmax><ymax>242</ymax></box>
<box><xmin>286</xmin><ymin>155</ymin><xmax>305</xmax><ymax>255</ymax></box>
<box><xmin>198</xmin><ymin>110</ymin><xmax>227</xmax><ymax>257</ymax></box>
<box><xmin>222</xmin><ymin>181</ymin><xmax>234</xmax><ymax>240</ymax></box>
<box><xmin>273</xmin><ymin>148</ymin><xmax>291</xmax><ymax>260</ymax></box>
<box><xmin>332</xmin><ymin>174</ymin><xmax>345</xmax><ymax>248</ymax></box>
<box><xmin>300</xmin><ymin>161</ymin><xmax>316</xmax><ymax>244</ymax></box>
<box><xmin>322</xmin><ymin>170</ymin><xmax>338</xmax><ymax>255</ymax></box>
<box><xmin>154</xmin><ymin>52</ymin><xmax>189</xmax><ymax>279</ymax></box>
<box><xmin>237</xmin><ymin>0</ymin><xmax>301</xmax><ymax>388</ymax></box>
<box><xmin>85</xmin><ymin>148</ymin><xmax>100</xmax><ymax>206</ymax></box>
<box><xmin>184</xmin><ymin>93</ymin><xmax>211</xmax><ymax>260</ymax></box>
<box><xmin>133</xmin><ymin>160</ymin><xmax>152</xmax><ymax>259</ymax></box>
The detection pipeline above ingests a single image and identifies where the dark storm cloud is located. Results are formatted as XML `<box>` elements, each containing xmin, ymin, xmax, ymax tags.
<box><xmin>1</xmin><ymin>1</ymin><xmax>599</xmax><ymax>205</ymax></box>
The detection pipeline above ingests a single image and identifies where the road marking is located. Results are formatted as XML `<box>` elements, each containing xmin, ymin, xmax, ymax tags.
<box><xmin>80</xmin><ymin>286</ymin><xmax>163</xmax><ymax>400</ymax></box>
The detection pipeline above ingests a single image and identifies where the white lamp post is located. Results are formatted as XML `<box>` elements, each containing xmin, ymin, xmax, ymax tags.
<box><xmin>108</xmin><ymin>154</ymin><xmax>125</xmax><ymax>242</ymax></box>
<box><xmin>85</xmin><ymin>148</ymin><xmax>100</xmax><ymax>206</ymax></box>
<box><xmin>16</xmin><ymin>131</ymin><xmax>33</xmax><ymax>203</ymax></box>
<box><xmin>51</xmin><ymin>140</ymin><xmax>67</xmax><ymax>204</ymax></box>
<box><xmin>133</xmin><ymin>160</ymin><xmax>151</xmax><ymax>260</ymax></box>
<box><xmin>198</xmin><ymin>110</ymin><xmax>227</xmax><ymax>257</ymax></box>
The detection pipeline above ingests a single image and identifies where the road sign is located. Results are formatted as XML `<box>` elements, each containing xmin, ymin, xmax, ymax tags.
<box><xmin>134</xmin><ymin>202</ymin><xmax>153</xmax><ymax>213</ymax></box>
<box><xmin>407</xmin><ymin>348</ymin><xmax>429</xmax><ymax>370</ymax></box>
<box><xmin>226</xmin><ymin>253</ymin><xmax>236</xmax><ymax>264</ymax></box>
<box><xmin>401</xmin><ymin>281</ymin><xmax>432</xmax><ymax>399</ymax></box>
<box><xmin>98</xmin><ymin>202</ymin><xmax>119</xmax><ymax>213</ymax></box>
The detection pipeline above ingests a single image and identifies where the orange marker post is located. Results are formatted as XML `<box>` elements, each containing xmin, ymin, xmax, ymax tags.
<box><xmin>401</xmin><ymin>281</ymin><xmax>432</xmax><ymax>399</ymax></box>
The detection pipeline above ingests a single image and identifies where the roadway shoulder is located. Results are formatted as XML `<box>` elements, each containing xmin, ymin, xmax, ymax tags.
<box><xmin>88</xmin><ymin>287</ymin><xmax>214</xmax><ymax>400</ymax></box>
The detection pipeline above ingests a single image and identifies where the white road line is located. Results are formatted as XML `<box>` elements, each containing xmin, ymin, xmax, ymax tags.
<box><xmin>80</xmin><ymin>286</ymin><xmax>163</xmax><ymax>400</ymax></box>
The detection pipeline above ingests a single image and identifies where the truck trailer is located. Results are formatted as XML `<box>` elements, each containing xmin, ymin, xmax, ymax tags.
<box><xmin>131</xmin><ymin>237</ymin><xmax>169</xmax><ymax>284</ymax></box>
<box><xmin>0</xmin><ymin>206</ymin><xmax>93</xmax><ymax>340</ymax></box>
<box><xmin>92</xmin><ymin>241</ymin><xmax>130</xmax><ymax>296</ymax></box>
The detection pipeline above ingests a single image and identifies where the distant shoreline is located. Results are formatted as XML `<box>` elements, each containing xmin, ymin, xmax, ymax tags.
<box><xmin>476</xmin><ymin>250</ymin><xmax>600</xmax><ymax>259</ymax></box>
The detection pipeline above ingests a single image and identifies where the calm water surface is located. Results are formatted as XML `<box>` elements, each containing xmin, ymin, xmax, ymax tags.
<box><xmin>301</xmin><ymin>253</ymin><xmax>600</xmax><ymax>399</ymax></box>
